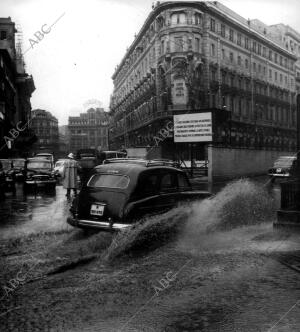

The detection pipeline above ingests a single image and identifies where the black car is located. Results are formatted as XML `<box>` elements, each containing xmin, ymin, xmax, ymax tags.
<box><xmin>268</xmin><ymin>156</ymin><xmax>297</xmax><ymax>178</ymax></box>
<box><xmin>0</xmin><ymin>161</ymin><xmax>6</xmax><ymax>199</ymax></box>
<box><xmin>0</xmin><ymin>159</ymin><xmax>16</xmax><ymax>192</ymax></box>
<box><xmin>24</xmin><ymin>158</ymin><xmax>57</xmax><ymax>191</ymax></box>
<box><xmin>11</xmin><ymin>158</ymin><xmax>26</xmax><ymax>181</ymax></box>
<box><xmin>67</xmin><ymin>159</ymin><xmax>210</xmax><ymax>231</ymax></box>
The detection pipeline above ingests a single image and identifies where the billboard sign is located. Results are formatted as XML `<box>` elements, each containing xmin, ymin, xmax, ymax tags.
<box><xmin>173</xmin><ymin>112</ymin><xmax>212</xmax><ymax>142</ymax></box>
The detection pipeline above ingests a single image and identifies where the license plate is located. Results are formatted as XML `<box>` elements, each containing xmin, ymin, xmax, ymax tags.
<box><xmin>90</xmin><ymin>204</ymin><xmax>104</xmax><ymax>216</ymax></box>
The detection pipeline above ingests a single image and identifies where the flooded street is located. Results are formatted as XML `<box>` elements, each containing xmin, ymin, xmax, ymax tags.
<box><xmin>0</xmin><ymin>179</ymin><xmax>299</xmax><ymax>331</ymax></box>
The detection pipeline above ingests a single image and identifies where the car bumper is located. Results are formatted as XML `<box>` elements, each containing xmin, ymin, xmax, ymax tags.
<box><xmin>67</xmin><ymin>217</ymin><xmax>132</xmax><ymax>231</ymax></box>
<box><xmin>25</xmin><ymin>179</ymin><xmax>56</xmax><ymax>186</ymax></box>
<box><xmin>268</xmin><ymin>173</ymin><xmax>290</xmax><ymax>177</ymax></box>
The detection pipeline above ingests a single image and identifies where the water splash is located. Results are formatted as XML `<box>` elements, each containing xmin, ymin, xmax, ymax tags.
<box><xmin>105</xmin><ymin>179</ymin><xmax>276</xmax><ymax>261</ymax></box>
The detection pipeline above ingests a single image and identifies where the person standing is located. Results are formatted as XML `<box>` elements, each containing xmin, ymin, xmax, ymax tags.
<box><xmin>63</xmin><ymin>153</ymin><xmax>79</xmax><ymax>198</ymax></box>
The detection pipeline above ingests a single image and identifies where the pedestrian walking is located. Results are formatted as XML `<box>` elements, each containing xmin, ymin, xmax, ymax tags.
<box><xmin>63</xmin><ymin>153</ymin><xmax>79</xmax><ymax>198</ymax></box>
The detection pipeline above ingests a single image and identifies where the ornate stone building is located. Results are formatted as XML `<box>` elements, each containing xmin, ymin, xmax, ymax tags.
<box><xmin>109</xmin><ymin>1</ymin><xmax>299</xmax><ymax>177</ymax></box>
<box><xmin>68</xmin><ymin>108</ymin><xmax>109</xmax><ymax>153</ymax></box>
<box><xmin>0</xmin><ymin>17</ymin><xmax>36</xmax><ymax>157</ymax></box>
<box><xmin>31</xmin><ymin>109</ymin><xmax>59</xmax><ymax>156</ymax></box>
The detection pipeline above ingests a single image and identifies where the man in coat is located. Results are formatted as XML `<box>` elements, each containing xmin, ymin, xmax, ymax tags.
<box><xmin>63</xmin><ymin>153</ymin><xmax>79</xmax><ymax>198</ymax></box>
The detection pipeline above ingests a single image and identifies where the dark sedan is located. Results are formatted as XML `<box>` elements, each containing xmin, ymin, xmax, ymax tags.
<box><xmin>268</xmin><ymin>156</ymin><xmax>297</xmax><ymax>178</ymax></box>
<box><xmin>24</xmin><ymin>158</ymin><xmax>57</xmax><ymax>191</ymax></box>
<box><xmin>67</xmin><ymin>159</ymin><xmax>210</xmax><ymax>231</ymax></box>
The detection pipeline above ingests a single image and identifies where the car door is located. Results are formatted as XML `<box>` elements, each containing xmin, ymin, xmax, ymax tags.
<box><xmin>157</xmin><ymin>169</ymin><xmax>179</xmax><ymax>210</ymax></box>
<box><xmin>125</xmin><ymin>170</ymin><xmax>162</xmax><ymax>220</ymax></box>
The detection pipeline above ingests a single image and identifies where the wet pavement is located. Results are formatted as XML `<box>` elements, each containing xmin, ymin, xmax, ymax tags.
<box><xmin>0</xmin><ymin>183</ymin><xmax>72</xmax><ymax>240</ymax></box>
<box><xmin>0</xmin><ymin>178</ymin><xmax>299</xmax><ymax>331</ymax></box>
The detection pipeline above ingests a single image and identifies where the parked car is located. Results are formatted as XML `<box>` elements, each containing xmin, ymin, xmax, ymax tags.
<box><xmin>67</xmin><ymin>159</ymin><xmax>210</xmax><ymax>231</ymax></box>
<box><xmin>11</xmin><ymin>158</ymin><xmax>26</xmax><ymax>181</ymax></box>
<box><xmin>35</xmin><ymin>153</ymin><xmax>54</xmax><ymax>167</ymax></box>
<box><xmin>0</xmin><ymin>161</ymin><xmax>6</xmax><ymax>199</ymax></box>
<box><xmin>0</xmin><ymin>159</ymin><xmax>16</xmax><ymax>192</ymax></box>
<box><xmin>24</xmin><ymin>158</ymin><xmax>57</xmax><ymax>191</ymax></box>
<box><xmin>54</xmin><ymin>159</ymin><xmax>68</xmax><ymax>177</ymax></box>
<box><xmin>98</xmin><ymin>151</ymin><xmax>127</xmax><ymax>164</ymax></box>
<box><xmin>268</xmin><ymin>156</ymin><xmax>297</xmax><ymax>178</ymax></box>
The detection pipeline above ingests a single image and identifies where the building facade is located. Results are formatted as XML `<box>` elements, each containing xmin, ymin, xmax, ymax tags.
<box><xmin>0</xmin><ymin>17</ymin><xmax>36</xmax><ymax>157</ymax></box>
<box><xmin>109</xmin><ymin>1</ymin><xmax>299</xmax><ymax>179</ymax></box>
<box><xmin>68</xmin><ymin>108</ymin><xmax>109</xmax><ymax>152</ymax></box>
<box><xmin>30</xmin><ymin>109</ymin><xmax>59</xmax><ymax>156</ymax></box>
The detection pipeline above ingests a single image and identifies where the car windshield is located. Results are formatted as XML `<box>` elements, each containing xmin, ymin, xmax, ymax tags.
<box><xmin>36</xmin><ymin>155</ymin><xmax>52</xmax><ymax>160</ymax></box>
<box><xmin>0</xmin><ymin>160</ymin><xmax>11</xmax><ymax>170</ymax></box>
<box><xmin>27</xmin><ymin>161</ymin><xmax>52</xmax><ymax>170</ymax></box>
<box><xmin>13</xmin><ymin>160</ymin><xmax>25</xmax><ymax>167</ymax></box>
<box><xmin>274</xmin><ymin>157</ymin><xmax>295</xmax><ymax>167</ymax></box>
<box><xmin>87</xmin><ymin>174</ymin><xmax>130</xmax><ymax>189</ymax></box>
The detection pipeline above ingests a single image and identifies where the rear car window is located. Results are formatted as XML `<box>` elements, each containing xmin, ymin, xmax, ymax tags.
<box><xmin>87</xmin><ymin>174</ymin><xmax>130</xmax><ymax>189</ymax></box>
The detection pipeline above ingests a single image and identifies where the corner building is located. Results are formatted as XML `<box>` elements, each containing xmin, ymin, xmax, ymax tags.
<box><xmin>109</xmin><ymin>1</ymin><xmax>299</xmax><ymax>181</ymax></box>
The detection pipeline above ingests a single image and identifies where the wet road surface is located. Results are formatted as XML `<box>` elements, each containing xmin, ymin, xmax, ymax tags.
<box><xmin>0</xmin><ymin>178</ymin><xmax>299</xmax><ymax>331</ymax></box>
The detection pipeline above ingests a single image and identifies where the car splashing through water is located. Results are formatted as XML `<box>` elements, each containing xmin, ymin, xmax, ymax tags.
<box><xmin>105</xmin><ymin>179</ymin><xmax>276</xmax><ymax>261</ymax></box>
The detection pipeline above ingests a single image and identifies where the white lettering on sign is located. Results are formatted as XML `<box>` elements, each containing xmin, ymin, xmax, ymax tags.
<box><xmin>173</xmin><ymin>113</ymin><xmax>212</xmax><ymax>142</ymax></box>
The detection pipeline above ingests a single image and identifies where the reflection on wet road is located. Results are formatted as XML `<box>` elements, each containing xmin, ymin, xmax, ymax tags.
<box><xmin>0</xmin><ymin>184</ymin><xmax>72</xmax><ymax>240</ymax></box>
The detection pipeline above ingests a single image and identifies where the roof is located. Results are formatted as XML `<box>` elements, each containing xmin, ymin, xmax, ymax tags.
<box><xmin>94</xmin><ymin>162</ymin><xmax>183</xmax><ymax>177</ymax></box>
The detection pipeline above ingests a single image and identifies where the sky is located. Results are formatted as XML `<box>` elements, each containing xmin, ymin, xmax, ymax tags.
<box><xmin>0</xmin><ymin>0</ymin><xmax>299</xmax><ymax>125</ymax></box>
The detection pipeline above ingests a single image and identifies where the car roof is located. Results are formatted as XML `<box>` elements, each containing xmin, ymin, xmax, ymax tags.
<box><xmin>94</xmin><ymin>162</ymin><xmax>183</xmax><ymax>176</ymax></box>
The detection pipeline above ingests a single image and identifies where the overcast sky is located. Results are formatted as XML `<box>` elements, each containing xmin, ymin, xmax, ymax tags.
<box><xmin>0</xmin><ymin>0</ymin><xmax>299</xmax><ymax>125</ymax></box>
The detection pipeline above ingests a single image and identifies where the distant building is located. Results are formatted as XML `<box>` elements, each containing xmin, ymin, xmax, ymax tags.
<box><xmin>30</xmin><ymin>109</ymin><xmax>59</xmax><ymax>156</ymax></box>
<box><xmin>68</xmin><ymin>108</ymin><xmax>109</xmax><ymax>152</ymax></box>
<box><xmin>58</xmin><ymin>125</ymin><xmax>69</xmax><ymax>157</ymax></box>
<box><xmin>109</xmin><ymin>1</ymin><xmax>299</xmax><ymax>181</ymax></box>
<box><xmin>0</xmin><ymin>17</ymin><xmax>36</xmax><ymax>157</ymax></box>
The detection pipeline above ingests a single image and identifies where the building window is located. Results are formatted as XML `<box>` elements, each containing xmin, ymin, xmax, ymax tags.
<box><xmin>174</xmin><ymin>37</ymin><xmax>184</xmax><ymax>52</ymax></box>
<box><xmin>275</xmin><ymin>72</ymin><xmax>277</xmax><ymax>81</ymax></box>
<box><xmin>269</xmin><ymin>69</ymin><xmax>272</xmax><ymax>79</ymax></box>
<box><xmin>245</xmin><ymin>37</ymin><xmax>249</xmax><ymax>50</ymax></box>
<box><xmin>274</xmin><ymin>53</ymin><xmax>278</xmax><ymax>63</ymax></box>
<box><xmin>258</xmin><ymin>64</ymin><xmax>261</xmax><ymax>73</ymax></box>
<box><xmin>0</xmin><ymin>30</ymin><xmax>7</xmax><ymax>40</ymax></box>
<box><xmin>230</xmin><ymin>52</ymin><xmax>234</xmax><ymax>63</ymax></box>
<box><xmin>210</xmin><ymin>18</ymin><xmax>215</xmax><ymax>32</ymax></box>
<box><xmin>280</xmin><ymin>73</ymin><xmax>283</xmax><ymax>83</ymax></box>
<box><xmin>195</xmin><ymin>37</ymin><xmax>200</xmax><ymax>52</ymax></box>
<box><xmin>258</xmin><ymin>44</ymin><xmax>261</xmax><ymax>55</ymax></box>
<box><xmin>237</xmin><ymin>55</ymin><xmax>241</xmax><ymax>65</ymax></box>
<box><xmin>280</xmin><ymin>56</ymin><xmax>283</xmax><ymax>66</ymax></box>
<box><xmin>171</xmin><ymin>13</ymin><xmax>186</xmax><ymax>25</ymax></box>
<box><xmin>263</xmin><ymin>47</ymin><xmax>266</xmax><ymax>57</ymax></box>
<box><xmin>237</xmin><ymin>33</ymin><xmax>241</xmax><ymax>45</ymax></box>
<box><xmin>253</xmin><ymin>41</ymin><xmax>257</xmax><ymax>53</ymax></box>
<box><xmin>222</xmin><ymin>48</ymin><xmax>225</xmax><ymax>59</ymax></box>
<box><xmin>253</xmin><ymin>62</ymin><xmax>256</xmax><ymax>71</ymax></box>
<box><xmin>194</xmin><ymin>13</ymin><xmax>202</xmax><ymax>25</ymax></box>
<box><xmin>221</xmin><ymin>24</ymin><xmax>225</xmax><ymax>37</ymax></box>
<box><xmin>269</xmin><ymin>50</ymin><xmax>272</xmax><ymax>61</ymax></box>
<box><xmin>229</xmin><ymin>29</ymin><xmax>234</xmax><ymax>42</ymax></box>
<box><xmin>211</xmin><ymin>43</ymin><xmax>216</xmax><ymax>56</ymax></box>
<box><xmin>245</xmin><ymin>59</ymin><xmax>248</xmax><ymax>68</ymax></box>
